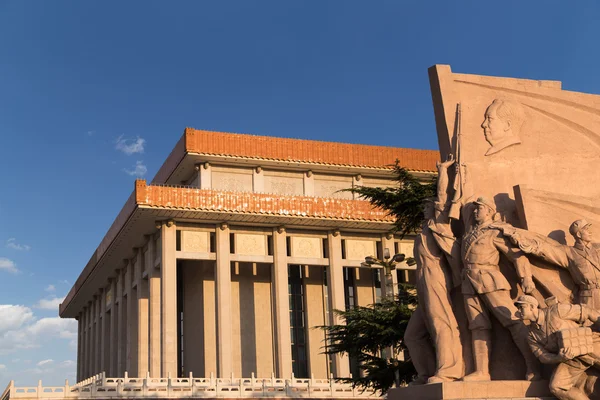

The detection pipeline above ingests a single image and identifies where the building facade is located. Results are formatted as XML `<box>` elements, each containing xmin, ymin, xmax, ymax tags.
<box><xmin>59</xmin><ymin>128</ymin><xmax>437</xmax><ymax>383</ymax></box>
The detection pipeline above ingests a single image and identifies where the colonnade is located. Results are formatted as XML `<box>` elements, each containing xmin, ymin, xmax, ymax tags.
<box><xmin>76</xmin><ymin>221</ymin><xmax>399</xmax><ymax>382</ymax></box>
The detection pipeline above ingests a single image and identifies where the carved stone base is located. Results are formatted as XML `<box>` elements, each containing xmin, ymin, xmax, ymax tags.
<box><xmin>387</xmin><ymin>380</ymin><xmax>553</xmax><ymax>400</ymax></box>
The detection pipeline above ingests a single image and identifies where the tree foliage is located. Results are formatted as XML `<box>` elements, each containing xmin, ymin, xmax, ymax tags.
<box><xmin>320</xmin><ymin>161</ymin><xmax>436</xmax><ymax>393</ymax></box>
<box><xmin>320</xmin><ymin>288</ymin><xmax>418</xmax><ymax>394</ymax></box>
<box><xmin>346</xmin><ymin>162</ymin><xmax>436</xmax><ymax>238</ymax></box>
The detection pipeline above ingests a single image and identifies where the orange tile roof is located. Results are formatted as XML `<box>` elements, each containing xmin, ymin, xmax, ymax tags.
<box><xmin>184</xmin><ymin>128</ymin><xmax>438</xmax><ymax>171</ymax></box>
<box><xmin>136</xmin><ymin>180</ymin><xmax>394</xmax><ymax>222</ymax></box>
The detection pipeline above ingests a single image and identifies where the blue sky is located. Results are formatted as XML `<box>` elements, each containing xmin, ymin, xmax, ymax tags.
<box><xmin>1</xmin><ymin>0</ymin><xmax>599</xmax><ymax>387</ymax></box>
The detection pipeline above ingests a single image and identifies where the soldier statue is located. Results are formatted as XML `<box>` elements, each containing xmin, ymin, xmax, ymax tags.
<box><xmin>404</xmin><ymin>155</ymin><xmax>464</xmax><ymax>383</ymax></box>
<box><xmin>515</xmin><ymin>295</ymin><xmax>600</xmax><ymax>400</ymax></box>
<box><xmin>505</xmin><ymin>220</ymin><xmax>600</xmax><ymax>310</ymax></box>
<box><xmin>459</xmin><ymin>196</ymin><xmax>541</xmax><ymax>381</ymax></box>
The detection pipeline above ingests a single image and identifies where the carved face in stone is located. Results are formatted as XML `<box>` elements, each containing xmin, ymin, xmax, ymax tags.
<box><xmin>515</xmin><ymin>303</ymin><xmax>536</xmax><ymax>322</ymax></box>
<box><xmin>481</xmin><ymin>104</ymin><xmax>508</xmax><ymax>146</ymax></box>
<box><xmin>481</xmin><ymin>98</ymin><xmax>525</xmax><ymax>156</ymax></box>
<box><xmin>473</xmin><ymin>203</ymin><xmax>493</xmax><ymax>225</ymax></box>
<box><xmin>578</xmin><ymin>224</ymin><xmax>593</xmax><ymax>243</ymax></box>
<box><xmin>423</xmin><ymin>201</ymin><xmax>435</xmax><ymax>221</ymax></box>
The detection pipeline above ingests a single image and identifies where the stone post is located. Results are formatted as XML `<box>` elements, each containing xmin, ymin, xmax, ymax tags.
<box><xmin>109</xmin><ymin>278</ymin><xmax>117</xmax><ymax>377</ymax></box>
<box><xmin>148</xmin><ymin>233</ymin><xmax>161</xmax><ymax>377</ymax></box>
<box><xmin>136</xmin><ymin>248</ymin><xmax>149</xmax><ymax>377</ymax></box>
<box><xmin>326</xmin><ymin>230</ymin><xmax>350</xmax><ymax>378</ymax></box>
<box><xmin>77</xmin><ymin>313</ymin><xmax>82</xmax><ymax>382</ymax></box>
<box><xmin>100</xmin><ymin>288</ymin><xmax>107</xmax><ymax>375</ymax></box>
<box><xmin>272</xmin><ymin>226</ymin><xmax>292</xmax><ymax>378</ymax></box>
<box><xmin>116</xmin><ymin>268</ymin><xmax>124</xmax><ymax>377</ymax></box>
<box><xmin>215</xmin><ymin>223</ymin><xmax>232</xmax><ymax>377</ymax></box>
<box><xmin>161</xmin><ymin>221</ymin><xmax>178</xmax><ymax>377</ymax></box>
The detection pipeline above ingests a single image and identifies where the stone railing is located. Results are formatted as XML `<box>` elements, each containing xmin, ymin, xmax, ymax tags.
<box><xmin>2</xmin><ymin>372</ymin><xmax>380</xmax><ymax>399</ymax></box>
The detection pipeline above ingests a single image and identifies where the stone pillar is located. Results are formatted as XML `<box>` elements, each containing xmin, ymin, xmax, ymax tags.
<box><xmin>125</xmin><ymin>260</ymin><xmax>134</xmax><ymax>375</ymax></box>
<box><xmin>136</xmin><ymin>248</ymin><xmax>149</xmax><ymax>377</ymax></box>
<box><xmin>303</xmin><ymin>170</ymin><xmax>314</xmax><ymax>196</ymax></box>
<box><xmin>81</xmin><ymin>310</ymin><xmax>87</xmax><ymax>380</ymax></box>
<box><xmin>351</xmin><ymin>175</ymin><xmax>363</xmax><ymax>200</ymax></box>
<box><xmin>381</xmin><ymin>234</ymin><xmax>396</xmax><ymax>298</ymax></box>
<box><xmin>100</xmin><ymin>287</ymin><xmax>107</xmax><ymax>375</ymax></box>
<box><xmin>161</xmin><ymin>221</ymin><xmax>178</xmax><ymax>377</ymax></box>
<box><xmin>137</xmin><ymin>279</ymin><xmax>149</xmax><ymax>376</ymax></box>
<box><xmin>109</xmin><ymin>278</ymin><xmax>117</xmax><ymax>376</ymax></box>
<box><xmin>80</xmin><ymin>310</ymin><xmax>85</xmax><ymax>380</ymax></box>
<box><xmin>148</xmin><ymin>235</ymin><xmax>162</xmax><ymax>377</ymax></box>
<box><xmin>253</xmin><ymin>166</ymin><xmax>264</xmax><ymax>192</ymax></box>
<box><xmin>95</xmin><ymin>293</ymin><xmax>102</xmax><ymax>374</ymax></box>
<box><xmin>77</xmin><ymin>313</ymin><xmax>82</xmax><ymax>382</ymax></box>
<box><xmin>87</xmin><ymin>302</ymin><xmax>93</xmax><ymax>378</ymax></box>
<box><xmin>215</xmin><ymin>223</ymin><xmax>232</xmax><ymax>377</ymax></box>
<box><xmin>326</xmin><ymin>231</ymin><xmax>350</xmax><ymax>378</ymax></box>
<box><xmin>116</xmin><ymin>269</ymin><xmax>124</xmax><ymax>377</ymax></box>
<box><xmin>199</xmin><ymin>162</ymin><xmax>212</xmax><ymax>189</ymax></box>
<box><xmin>272</xmin><ymin>227</ymin><xmax>292</xmax><ymax>378</ymax></box>
<box><xmin>90</xmin><ymin>299</ymin><xmax>95</xmax><ymax>376</ymax></box>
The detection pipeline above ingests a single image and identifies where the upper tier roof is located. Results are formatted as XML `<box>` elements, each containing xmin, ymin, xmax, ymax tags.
<box><xmin>152</xmin><ymin>128</ymin><xmax>439</xmax><ymax>184</ymax></box>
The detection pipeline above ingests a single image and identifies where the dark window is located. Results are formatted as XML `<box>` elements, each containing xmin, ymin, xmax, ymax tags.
<box><xmin>376</xmin><ymin>241</ymin><xmax>383</xmax><ymax>259</ymax></box>
<box><xmin>373</xmin><ymin>269</ymin><xmax>382</xmax><ymax>303</ymax></box>
<box><xmin>288</xmin><ymin>265</ymin><xmax>308</xmax><ymax>378</ymax></box>
<box><xmin>397</xmin><ymin>268</ymin><xmax>417</xmax><ymax>285</ymax></box>
<box><xmin>343</xmin><ymin>267</ymin><xmax>356</xmax><ymax>311</ymax></box>
<box><xmin>176</xmin><ymin>230</ymin><xmax>182</xmax><ymax>251</ymax></box>
<box><xmin>230</xmin><ymin>233</ymin><xmax>235</xmax><ymax>253</ymax></box>
<box><xmin>209</xmin><ymin>232</ymin><xmax>216</xmax><ymax>253</ymax></box>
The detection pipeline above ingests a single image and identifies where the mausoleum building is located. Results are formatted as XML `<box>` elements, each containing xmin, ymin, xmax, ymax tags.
<box><xmin>58</xmin><ymin>128</ymin><xmax>438</xmax><ymax>383</ymax></box>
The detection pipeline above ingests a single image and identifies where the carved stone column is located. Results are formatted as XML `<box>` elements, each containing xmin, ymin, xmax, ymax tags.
<box><xmin>87</xmin><ymin>302</ymin><xmax>93</xmax><ymax>378</ymax></box>
<box><xmin>161</xmin><ymin>221</ymin><xmax>178</xmax><ymax>377</ymax></box>
<box><xmin>147</xmin><ymin>234</ymin><xmax>161</xmax><ymax>377</ymax></box>
<box><xmin>77</xmin><ymin>313</ymin><xmax>82</xmax><ymax>382</ymax></box>
<box><xmin>272</xmin><ymin>227</ymin><xmax>292</xmax><ymax>378</ymax></box>
<box><xmin>326</xmin><ymin>230</ymin><xmax>350</xmax><ymax>378</ymax></box>
<box><xmin>136</xmin><ymin>248</ymin><xmax>149</xmax><ymax>377</ymax></box>
<box><xmin>199</xmin><ymin>162</ymin><xmax>212</xmax><ymax>189</ymax></box>
<box><xmin>95</xmin><ymin>292</ymin><xmax>102</xmax><ymax>374</ymax></box>
<box><xmin>216</xmin><ymin>223</ymin><xmax>232</xmax><ymax>377</ymax></box>
<box><xmin>116</xmin><ymin>268</ymin><xmax>124</xmax><ymax>377</ymax></box>
<box><xmin>82</xmin><ymin>308</ymin><xmax>88</xmax><ymax>379</ymax></box>
<box><xmin>303</xmin><ymin>170</ymin><xmax>314</xmax><ymax>196</ymax></box>
<box><xmin>109</xmin><ymin>278</ymin><xmax>117</xmax><ymax>376</ymax></box>
<box><xmin>125</xmin><ymin>260</ymin><xmax>135</xmax><ymax>375</ymax></box>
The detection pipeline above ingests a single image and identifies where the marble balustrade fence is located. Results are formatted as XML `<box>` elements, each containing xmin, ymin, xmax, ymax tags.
<box><xmin>1</xmin><ymin>372</ymin><xmax>380</xmax><ymax>399</ymax></box>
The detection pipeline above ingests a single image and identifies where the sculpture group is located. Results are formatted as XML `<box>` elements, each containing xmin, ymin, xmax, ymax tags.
<box><xmin>405</xmin><ymin>89</ymin><xmax>600</xmax><ymax>400</ymax></box>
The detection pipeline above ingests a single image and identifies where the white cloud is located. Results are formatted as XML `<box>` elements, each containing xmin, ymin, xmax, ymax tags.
<box><xmin>36</xmin><ymin>359</ymin><xmax>53</xmax><ymax>367</ymax></box>
<box><xmin>86</xmin><ymin>130</ymin><xmax>95</xmax><ymax>136</ymax></box>
<box><xmin>45</xmin><ymin>285</ymin><xmax>56</xmax><ymax>292</ymax></box>
<box><xmin>57</xmin><ymin>360</ymin><xmax>75</xmax><ymax>368</ymax></box>
<box><xmin>0</xmin><ymin>315</ymin><xmax>77</xmax><ymax>355</ymax></box>
<box><xmin>0</xmin><ymin>257</ymin><xmax>19</xmax><ymax>274</ymax></box>
<box><xmin>34</xmin><ymin>297</ymin><xmax>64</xmax><ymax>311</ymax></box>
<box><xmin>0</xmin><ymin>364</ymin><xmax>6</xmax><ymax>370</ymax></box>
<box><xmin>115</xmin><ymin>135</ymin><xmax>145</xmax><ymax>155</ymax></box>
<box><xmin>6</xmin><ymin>238</ymin><xmax>30</xmax><ymax>251</ymax></box>
<box><xmin>0</xmin><ymin>305</ymin><xmax>34</xmax><ymax>333</ymax></box>
<box><xmin>124</xmin><ymin>161</ymin><xmax>147</xmax><ymax>178</ymax></box>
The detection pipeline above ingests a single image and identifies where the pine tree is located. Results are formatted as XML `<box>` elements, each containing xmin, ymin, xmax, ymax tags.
<box><xmin>319</xmin><ymin>162</ymin><xmax>436</xmax><ymax>394</ymax></box>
